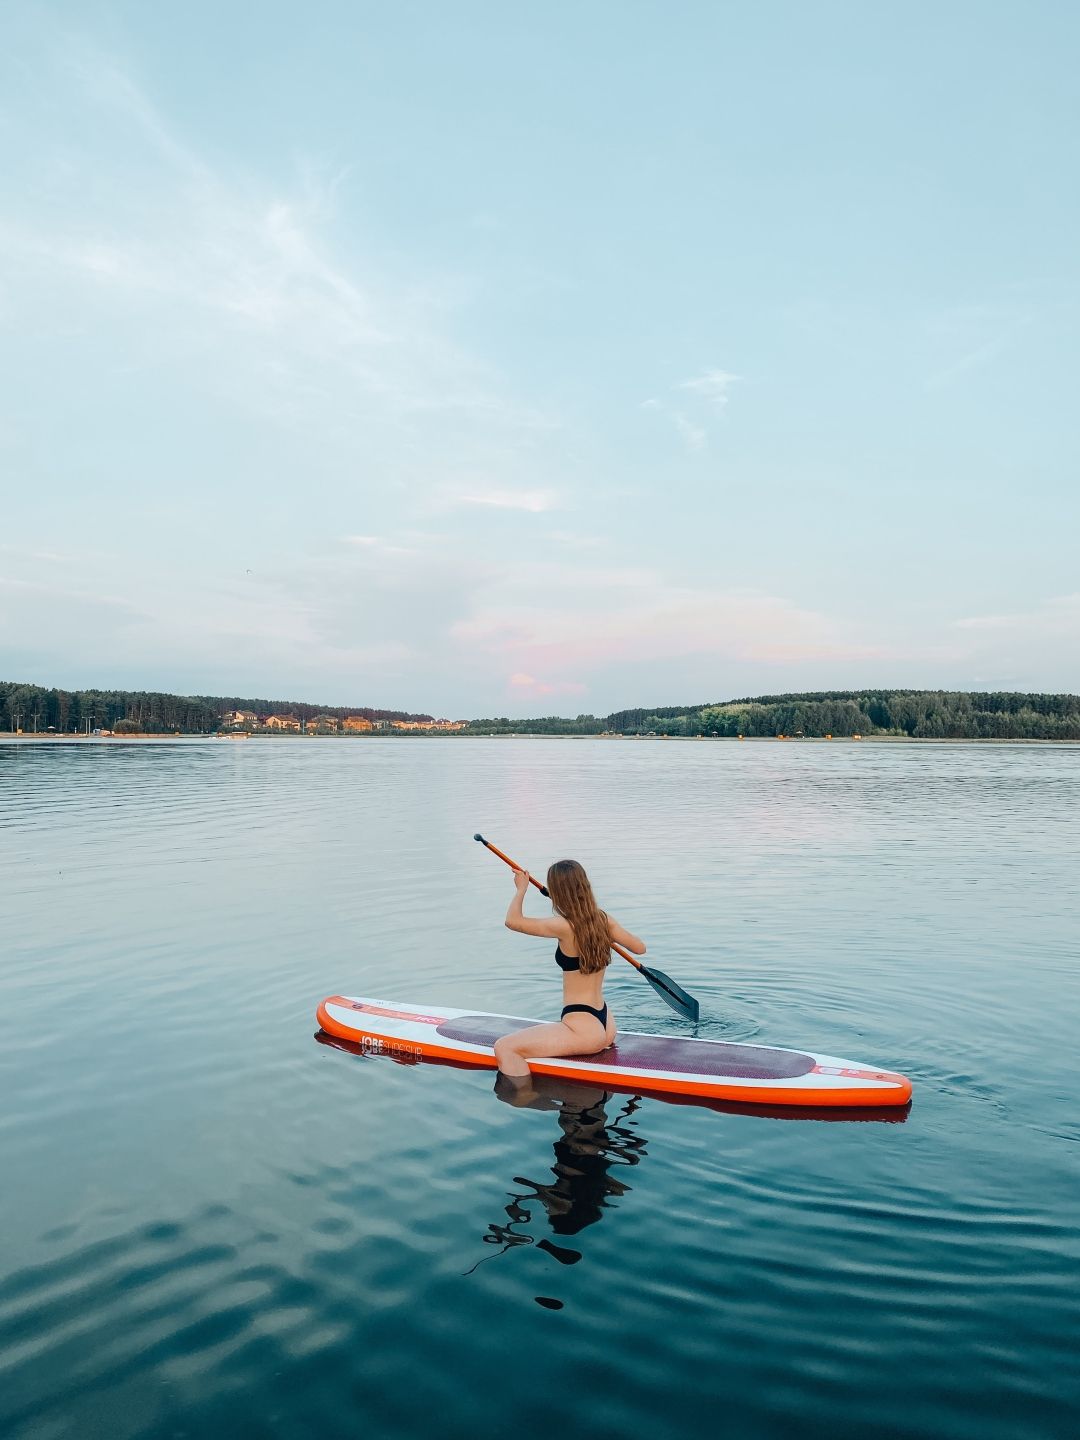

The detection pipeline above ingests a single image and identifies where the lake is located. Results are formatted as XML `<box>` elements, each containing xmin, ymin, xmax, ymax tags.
<box><xmin>2</xmin><ymin>737</ymin><xmax>1078</xmax><ymax>1439</ymax></box>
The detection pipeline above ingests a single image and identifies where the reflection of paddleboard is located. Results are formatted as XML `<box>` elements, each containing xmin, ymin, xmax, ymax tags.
<box><xmin>316</xmin><ymin>996</ymin><xmax>913</xmax><ymax>1109</ymax></box>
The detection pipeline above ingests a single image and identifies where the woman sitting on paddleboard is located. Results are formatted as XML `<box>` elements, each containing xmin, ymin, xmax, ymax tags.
<box><xmin>495</xmin><ymin>859</ymin><xmax>647</xmax><ymax>1077</ymax></box>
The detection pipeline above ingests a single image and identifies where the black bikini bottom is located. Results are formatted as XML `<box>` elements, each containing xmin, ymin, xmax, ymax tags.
<box><xmin>561</xmin><ymin>1002</ymin><xmax>608</xmax><ymax>1027</ymax></box>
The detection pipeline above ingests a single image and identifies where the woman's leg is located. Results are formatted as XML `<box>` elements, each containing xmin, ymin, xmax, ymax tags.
<box><xmin>493</xmin><ymin>1018</ymin><xmax>608</xmax><ymax>1077</ymax></box>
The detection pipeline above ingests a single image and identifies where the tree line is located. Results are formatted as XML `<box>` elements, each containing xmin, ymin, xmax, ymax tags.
<box><xmin>0</xmin><ymin>682</ymin><xmax>431</xmax><ymax>734</ymax></box>
<box><xmin>5</xmin><ymin>682</ymin><xmax>1078</xmax><ymax>739</ymax></box>
<box><xmin>467</xmin><ymin>714</ymin><xmax>608</xmax><ymax>735</ymax></box>
<box><xmin>465</xmin><ymin>691</ymin><xmax>1080</xmax><ymax>740</ymax></box>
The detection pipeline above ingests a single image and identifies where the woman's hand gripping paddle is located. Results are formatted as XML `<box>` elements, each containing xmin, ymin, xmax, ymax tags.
<box><xmin>473</xmin><ymin>834</ymin><xmax>700</xmax><ymax>1023</ymax></box>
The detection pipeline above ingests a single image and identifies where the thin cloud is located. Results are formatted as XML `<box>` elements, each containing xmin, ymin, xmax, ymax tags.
<box><xmin>924</xmin><ymin>337</ymin><xmax>1007</xmax><ymax>391</ymax></box>
<box><xmin>677</xmin><ymin>369</ymin><xmax>740</xmax><ymax>409</ymax></box>
<box><xmin>509</xmin><ymin>672</ymin><xmax>588</xmax><ymax>698</ymax></box>
<box><xmin>457</xmin><ymin>489</ymin><xmax>559</xmax><ymax>513</ymax></box>
<box><xmin>341</xmin><ymin>535</ymin><xmax>418</xmax><ymax>556</ymax></box>
<box><xmin>672</xmin><ymin>412</ymin><xmax>707</xmax><ymax>452</ymax></box>
<box><xmin>923</xmin><ymin>298</ymin><xmax>1032</xmax><ymax>391</ymax></box>
<box><xmin>0</xmin><ymin>37</ymin><xmax>549</xmax><ymax>460</ymax></box>
<box><xmin>544</xmin><ymin>531</ymin><xmax>604</xmax><ymax>549</ymax></box>
<box><xmin>644</xmin><ymin>367</ymin><xmax>740</xmax><ymax>451</ymax></box>
<box><xmin>454</xmin><ymin>572</ymin><xmax>886</xmax><ymax>675</ymax></box>
<box><xmin>955</xmin><ymin>594</ymin><xmax>1080</xmax><ymax>634</ymax></box>
<box><xmin>0</xmin><ymin>544</ymin><xmax>82</xmax><ymax>564</ymax></box>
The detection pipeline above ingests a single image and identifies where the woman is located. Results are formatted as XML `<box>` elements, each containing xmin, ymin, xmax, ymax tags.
<box><xmin>494</xmin><ymin>859</ymin><xmax>647</xmax><ymax>1077</ymax></box>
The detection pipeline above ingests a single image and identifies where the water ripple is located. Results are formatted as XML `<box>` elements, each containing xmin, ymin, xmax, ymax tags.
<box><xmin>2</xmin><ymin>739</ymin><xmax>1079</xmax><ymax>1440</ymax></box>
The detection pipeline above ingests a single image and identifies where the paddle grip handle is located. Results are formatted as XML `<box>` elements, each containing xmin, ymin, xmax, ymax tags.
<box><xmin>474</xmin><ymin>834</ymin><xmax>549</xmax><ymax>895</ymax></box>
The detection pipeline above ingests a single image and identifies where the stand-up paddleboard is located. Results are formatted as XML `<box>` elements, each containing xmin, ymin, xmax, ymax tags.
<box><xmin>316</xmin><ymin>996</ymin><xmax>913</xmax><ymax>1109</ymax></box>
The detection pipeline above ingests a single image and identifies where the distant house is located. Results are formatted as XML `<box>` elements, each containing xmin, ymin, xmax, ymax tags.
<box><xmin>343</xmin><ymin>716</ymin><xmax>373</xmax><ymax>732</ymax></box>
<box><xmin>265</xmin><ymin>714</ymin><xmax>301</xmax><ymax>732</ymax></box>
<box><xmin>384</xmin><ymin>718</ymin><xmax>460</xmax><ymax>732</ymax></box>
<box><xmin>308</xmin><ymin>715</ymin><xmax>340</xmax><ymax>732</ymax></box>
<box><xmin>225</xmin><ymin>709</ymin><xmax>257</xmax><ymax>726</ymax></box>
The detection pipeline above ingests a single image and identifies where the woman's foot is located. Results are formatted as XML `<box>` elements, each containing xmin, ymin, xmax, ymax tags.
<box><xmin>493</xmin><ymin>1072</ymin><xmax>559</xmax><ymax>1109</ymax></box>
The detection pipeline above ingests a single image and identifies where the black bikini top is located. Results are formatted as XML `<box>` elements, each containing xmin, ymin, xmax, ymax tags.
<box><xmin>555</xmin><ymin>944</ymin><xmax>581</xmax><ymax>973</ymax></box>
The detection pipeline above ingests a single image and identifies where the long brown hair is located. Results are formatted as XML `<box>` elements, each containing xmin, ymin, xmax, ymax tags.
<box><xmin>546</xmin><ymin>860</ymin><xmax>611</xmax><ymax>975</ymax></box>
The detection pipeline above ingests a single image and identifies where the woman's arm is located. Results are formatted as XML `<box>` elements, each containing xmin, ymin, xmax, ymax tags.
<box><xmin>607</xmin><ymin>915</ymin><xmax>647</xmax><ymax>955</ymax></box>
<box><xmin>505</xmin><ymin>869</ymin><xmax>570</xmax><ymax>939</ymax></box>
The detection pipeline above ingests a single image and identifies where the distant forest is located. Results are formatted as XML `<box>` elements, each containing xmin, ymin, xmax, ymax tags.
<box><xmin>467</xmin><ymin>691</ymin><xmax>1080</xmax><ymax>740</ymax></box>
<box><xmin>0</xmin><ymin>682</ymin><xmax>431</xmax><ymax>734</ymax></box>
<box><xmin>3</xmin><ymin>682</ymin><xmax>1079</xmax><ymax>740</ymax></box>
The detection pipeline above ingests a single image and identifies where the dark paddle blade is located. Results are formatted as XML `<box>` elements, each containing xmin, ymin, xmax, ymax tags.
<box><xmin>640</xmin><ymin>963</ymin><xmax>700</xmax><ymax>1023</ymax></box>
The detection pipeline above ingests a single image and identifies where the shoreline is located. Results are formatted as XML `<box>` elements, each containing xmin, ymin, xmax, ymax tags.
<box><xmin>2</xmin><ymin>732</ymin><xmax>1077</xmax><ymax>747</ymax></box>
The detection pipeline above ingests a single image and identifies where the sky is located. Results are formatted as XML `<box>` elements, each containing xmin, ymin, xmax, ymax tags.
<box><xmin>1</xmin><ymin>2</ymin><xmax>1078</xmax><ymax>717</ymax></box>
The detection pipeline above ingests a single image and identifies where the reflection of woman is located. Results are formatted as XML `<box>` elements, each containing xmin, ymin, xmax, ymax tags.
<box><xmin>484</xmin><ymin>1076</ymin><xmax>648</xmax><ymax>1249</ymax></box>
<box><xmin>496</xmin><ymin>859</ymin><xmax>646</xmax><ymax>1077</ymax></box>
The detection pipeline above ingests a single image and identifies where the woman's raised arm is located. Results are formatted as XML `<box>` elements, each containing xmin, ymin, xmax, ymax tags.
<box><xmin>607</xmin><ymin>915</ymin><xmax>647</xmax><ymax>955</ymax></box>
<box><xmin>505</xmin><ymin>869</ymin><xmax>570</xmax><ymax>939</ymax></box>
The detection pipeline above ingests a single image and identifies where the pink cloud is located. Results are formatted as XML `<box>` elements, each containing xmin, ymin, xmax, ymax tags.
<box><xmin>508</xmin><ymin>672</ymin><xmax>587</xmax><ymax>698</ymax></box>
<box><xmin>457</xmin><ymin>587</ymin><xmax>886</xmax><ymax>675</ymax></box>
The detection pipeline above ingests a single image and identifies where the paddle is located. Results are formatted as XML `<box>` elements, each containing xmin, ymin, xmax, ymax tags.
<box><xmin>473</xmin><ymin>833</ymin><xmax>700</xmax><ymax>1023</ymax></box>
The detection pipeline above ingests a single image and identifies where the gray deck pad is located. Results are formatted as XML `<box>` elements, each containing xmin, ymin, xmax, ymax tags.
<box><xmin>436</xmin><ymin>1015</ymin><xmax>815</xmax><ymax>1081</ymax></box>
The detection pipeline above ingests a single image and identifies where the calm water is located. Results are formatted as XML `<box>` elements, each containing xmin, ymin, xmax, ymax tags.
<box><xmin>2</xmin><ymin>738</ymin><xmax>1078</xmax><ymax>1439</ymax></box>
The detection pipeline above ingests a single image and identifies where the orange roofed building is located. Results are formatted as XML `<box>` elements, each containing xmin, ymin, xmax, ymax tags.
<box><xmin>390</xmin><ymin>719</ymin><xmax>466</xmax><ymax>731</ymax></box>
<box><xmin>343</xmin><ymin>716</ymin><xmax>374</xmax><ymax>732</ymax></box>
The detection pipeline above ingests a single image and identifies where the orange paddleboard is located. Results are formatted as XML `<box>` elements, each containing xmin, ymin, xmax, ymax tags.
<box><xmin>317</xmin><ymin>996</ymin><xmax>913</xmax><ymax>1109</ymax></box>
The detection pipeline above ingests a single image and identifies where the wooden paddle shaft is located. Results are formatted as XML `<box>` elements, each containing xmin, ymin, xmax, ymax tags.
<box><xmin>474</xmin><ymin>834</ymin><xmax>644</xmax><ymax>972</ymax></box>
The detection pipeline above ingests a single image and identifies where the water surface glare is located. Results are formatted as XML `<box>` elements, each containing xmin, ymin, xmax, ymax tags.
<box><xmin>2</xmin><ymin>737</ymin><xmax>1079</xmax><ymax>1439</ymax></box>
